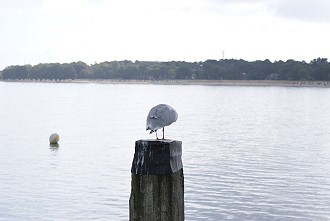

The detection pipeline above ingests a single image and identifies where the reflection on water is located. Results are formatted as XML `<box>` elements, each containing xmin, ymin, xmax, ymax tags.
<box><xmin>1</xmin><ymin>82</ymin><xmax>330</xmax><ymax>220</ymax></box>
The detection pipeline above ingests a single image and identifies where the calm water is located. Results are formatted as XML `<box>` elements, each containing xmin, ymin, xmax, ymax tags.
<box><xmin>1</xmin><ymin>82</ymin><xmax>330</xmax><ymax>221</ymax></box>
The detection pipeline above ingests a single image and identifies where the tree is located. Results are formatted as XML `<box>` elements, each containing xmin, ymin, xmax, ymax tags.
<box><xmin>71</xmin><ymin>61</ymin><xmax>89</xmax><ymax>78</ymax></box>
<box><xmin>310</xmin><ymin>58</ymin><xmax>330</xmax><ymax>80</ymax></box>
<box><xmin>2</xmin><ymin>65</ymin><xmax>31</xmax><ymax>79</ymax></box>
<box><xmin>278</xmin><ymin>60</ymin><xmax>311</xmax><ymax>80</ymax></box>
<box><xmin>1</xmin><ymin>58</ymin><xmax>329</xmax><ymax>81</ymax></box>
<box><xmin>175</xmin><ymin>66</ymin><xmax>191</xmax><ymax>79</ymax></box>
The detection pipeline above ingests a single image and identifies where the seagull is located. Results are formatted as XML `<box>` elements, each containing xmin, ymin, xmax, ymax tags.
<box><xmin>146</xmin><ymin>104</ymin><xmax>178</xmax><ymax>139</ymax></box>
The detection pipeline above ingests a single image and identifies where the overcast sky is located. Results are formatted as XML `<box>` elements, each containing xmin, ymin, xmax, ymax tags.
<box><xmin>1</xmin><ymin>0</ymin><xmax>330</xmax><ymax>70</ymax></box>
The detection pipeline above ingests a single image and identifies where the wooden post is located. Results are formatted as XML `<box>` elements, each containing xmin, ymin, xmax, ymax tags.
<box><xmin>129</xmin><ymin>140</ymin><xmax>184</xmax><ymax>221</ymax></box>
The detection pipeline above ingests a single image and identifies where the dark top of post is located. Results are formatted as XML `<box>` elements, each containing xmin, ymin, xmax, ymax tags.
<box><xmin>131</xmin><ymin>139</ymin><xmax>183</xmax><ymax>175</ymax></box>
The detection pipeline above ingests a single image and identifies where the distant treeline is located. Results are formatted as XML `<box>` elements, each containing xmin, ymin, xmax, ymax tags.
<box><xmin>1</xmin><ymin>58</ymin><xmax>330</xmax><ymax>81</ymax></box>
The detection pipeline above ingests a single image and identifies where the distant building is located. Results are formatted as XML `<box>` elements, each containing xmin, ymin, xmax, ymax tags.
<box><xmin>266</xmin><ymin>73</ymin><xmax>280</xmax><ymax>80</ymax></box>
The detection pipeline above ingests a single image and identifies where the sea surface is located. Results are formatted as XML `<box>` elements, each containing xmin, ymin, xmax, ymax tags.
<box><xmin>1</xmin><ymin>81</ymin><xmax>330</xmax><ymax>221</ymax></box>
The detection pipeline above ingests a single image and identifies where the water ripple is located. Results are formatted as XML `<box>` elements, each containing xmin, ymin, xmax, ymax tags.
<box><xmin>1</xmin><ymin>83</ymin><xmax>330</xmax><ymax>220</ymax></box>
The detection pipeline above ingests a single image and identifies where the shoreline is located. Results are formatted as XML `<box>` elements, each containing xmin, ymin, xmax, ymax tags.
<box><xmin>1</xmin><ymin>79</ymin><xmax>329</xmax><ymax>88</ymax></box>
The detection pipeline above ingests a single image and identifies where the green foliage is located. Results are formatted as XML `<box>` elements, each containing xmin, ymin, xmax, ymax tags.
<box><xmin>310</xmin><ymin>58</ymin><xmax>330</xmax><ymax>80</ymax></box>
<box><xmin>1</xmin><ymin>58</ymin><xmax>330</xmax><ymax>81</ymax></box>
<box><xmin>2</xmin><ymin>65</ymin><xmax>31</xmax><ymax>79</ymax></box>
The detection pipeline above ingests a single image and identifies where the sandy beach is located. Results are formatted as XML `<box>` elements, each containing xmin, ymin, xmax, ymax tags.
<box><xmin>1</xmin><ymin>79</ymin><xmax>330</xmax><ymax>88</ymax></box>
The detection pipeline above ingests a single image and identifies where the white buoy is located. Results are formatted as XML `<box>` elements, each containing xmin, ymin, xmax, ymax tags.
<box><xmin>49</xmin><ymin>133</ymin><xmax>60</xmax><ymax>144</ymax></box>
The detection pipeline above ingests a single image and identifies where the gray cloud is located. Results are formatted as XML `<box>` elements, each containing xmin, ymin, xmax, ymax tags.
<box><xmin>202</xmin><ymin>0</ymin><xmax>330</xmax><ymax>23</ymax></box>
<box><xmin>272</xmin><ymin>0</ymin><xmax>330</xmax><ymax>23</ymax></box>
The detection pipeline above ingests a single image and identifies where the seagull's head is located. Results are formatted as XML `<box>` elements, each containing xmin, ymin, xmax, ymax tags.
<box><xmin>146</xmin><ymin>126</ymin><xmax>155</xmax><ymax>134</ymax></box>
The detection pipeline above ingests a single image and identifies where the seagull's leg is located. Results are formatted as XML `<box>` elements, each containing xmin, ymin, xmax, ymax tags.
<box><xmin>155</xmin><ymin>130</ymin><xmax>159</xmax><ymax>139</ymax></box>
<box><xmin>162</xmin><ymin>127</ymin><xmax>165</xmax><ymax>139</ymax></box>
